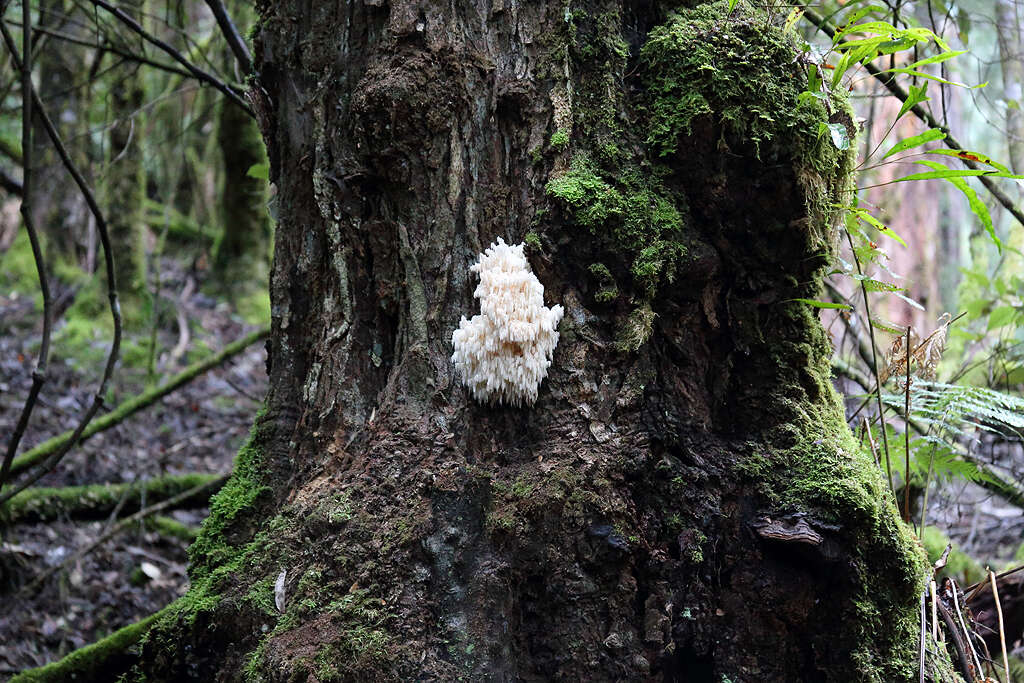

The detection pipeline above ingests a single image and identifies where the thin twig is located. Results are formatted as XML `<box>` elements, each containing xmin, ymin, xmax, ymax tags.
<box><xmin>989</xmin><ymin>569</ymin><xmax>1011</xmax><ymax>683</ymax></box>
<box><xmin>904</xmin><ymin>325</ymin><xmax>912</xmax><ymax>524</ymax></box>
<box><xmin>845</xmin><ymin>229</ymin><xmax>895</xmax><ymax>497</ymax></box>
<box><xmin>937</xmin><ymin>599</ymin><xmax>973</xmax><ymax>682</ymax></box>
<box><xmin>203</xmin><ymin>0</ymin><xmax>251</xmax><ymax>75</ymax></box>
<box><xmin>7</xmin><ymin>20</ymin><xmax>193</xmax><ymax>78</ymax></box>
<box><xmin>0</xmin><ymin>21</ymin><xmax>122</xmax><ymax>507</ymax></box>
<box><xmin>949</xmin><ymin>578</ymin><xmax>985</xmax><ymax>678</ymax></box>
<box><xmin>86</xmin><ymin>0</ymin><xmax>253</xmax><ymax>116</ymax></box>
<box><xmin>929</xmin><ymin>579</ymin><xmax>938</xmax><ymax>642</ymax></box>
<box><xmin>0</xmin><ymin>0</ymin><xmax>53</xmax><ymax>496</ymax></box>
<box><xmin>965</xmin><ymin>563</ymin><xmax>1024</xmax><ymax>602</ymax></box>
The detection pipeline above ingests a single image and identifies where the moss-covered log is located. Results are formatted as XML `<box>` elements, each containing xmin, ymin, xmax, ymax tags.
<box><xmin>10</xmin><ymin>606</ymin><xmax>168</xmax><ymax>682</ymax></box>
<box><xmin>0</xmin><ymin>472</ymin><xmax>222</xmax><ymax>525</ymax></box>
<box><xmin>129</xmin><ymin>1</ymin><xmax>956</xmax><ymax>680</ymax></box>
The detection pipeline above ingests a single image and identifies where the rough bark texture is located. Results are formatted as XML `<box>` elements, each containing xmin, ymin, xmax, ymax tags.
<box><xmin>135</xmin><ymin>1</ymin><xmax>932</xmax><ymax>681</ymax></box>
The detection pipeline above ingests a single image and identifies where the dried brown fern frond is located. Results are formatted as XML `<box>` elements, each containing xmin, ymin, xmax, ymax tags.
<box><xmin>913</xmin><ymin>312</ymin><xmax>951</xmax><ymax>380</ymax></box>
<box><xmin>877</xmin><ymin>313</ymin><xmax>952</xmax><ymax>384</ymax></box>
<box><xmin>879</xmin><ymin>327</ymin><xmax>919</xmax><ymax>384</ymax></box>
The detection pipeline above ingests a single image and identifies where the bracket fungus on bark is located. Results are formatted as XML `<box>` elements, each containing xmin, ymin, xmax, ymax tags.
<box><xmin>451</xmin><ymin>238</ymin><xmax>564</xmax><ymax>407</ymax></box>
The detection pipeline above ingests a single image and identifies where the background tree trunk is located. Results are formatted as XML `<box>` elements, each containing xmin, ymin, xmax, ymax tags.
<box><xmin>104</xmin><ymin>0</ymin><xmax>148</xmax><ymax>298</ymax></box>
<box><xmin>137</xmin><ymin>1</ymin><xmax>935</xmax><ymax>680</ymax></box>
<box><xmin>212</xmin><ymin>99</ymin><xmax>271</xmax><ymax>287</ymax></box>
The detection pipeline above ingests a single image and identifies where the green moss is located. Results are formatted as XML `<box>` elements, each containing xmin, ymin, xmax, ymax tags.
<box><xmin>550</xmin><ymin>129</ymin><xmax>570</xmax><ymax>151</ymax></box>
<box><xmin>1</xmin><ymin>473</ymin><xmax>219</xmax><ymax>525</ymax></box>
<box><xmin>187</xmin><ymin>416</ymin><xmax>271</xmax><ymax>578</ymax></box>
<box><xmin>10</xmin><ymin>607</ymin><xmax>167</xmax><ymax>682</ymax></box>
<box><xmin>641</xmin><ymin>2</ymin><xmax>840</xmax><ymax>166</ymax></box>
<box><xmin>524</xmin><ymin>231</ymin><xmax>542</xmax><ymax>251</ymax></box>
<box><xmin>546</xmin><ymin>155</ymin><xmax>688</xmax><ymax>297</ymax></box>
<box><xmin>733</xmin><ymin>303</ymin><xmax>930</xmax><ymax>679</ymax></box>
<box><xmin>638</xmin><ymin>1</ymin><xmax>854</xmax><ymax>237</ymax></box>
<box><xmin>588</xmin><ymin>262</ymin><xmax>618</xmax><ymax>302</ymax></box>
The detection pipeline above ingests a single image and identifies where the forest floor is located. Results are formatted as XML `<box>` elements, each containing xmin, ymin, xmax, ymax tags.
<box><xmin>0</xmin><ymin>256</ymin><xmax>268</xmax><ymax>677</ymax></box>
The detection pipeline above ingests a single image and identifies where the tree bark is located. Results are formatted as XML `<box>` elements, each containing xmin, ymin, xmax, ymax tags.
<box><xmin>135</xmin><ymin>1</ymin><xmax>939</xmax><ymax>680</ymax></box>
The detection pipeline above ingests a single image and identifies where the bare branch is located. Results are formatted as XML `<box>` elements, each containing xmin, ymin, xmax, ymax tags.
<box><xmin>86</xmin><ymin>0</ymin><xmax>253</xmax><ymax>116</ymax></box>
<box><xmin>204</xmin><ymin>0</ymin><xmax>252</xmax><ymax>75</ymax></box>
<box><xmin>0</xmin><ymin>0</ymin><xmax>54</xmax><ymax>495</ymax></box>
<box><xmin>0</xmin><ymin>20</ymin><xmax>122</xmax><ymax>507</ymax></box>
<box><xmin>11</xmin><ymin>20</ymin><xmax>194</xmax><ymax>79</ymax></box>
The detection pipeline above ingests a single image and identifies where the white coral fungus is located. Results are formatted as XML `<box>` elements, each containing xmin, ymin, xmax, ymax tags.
<box><xmin>451</xmin><ymin>238</ymin><xmax>564</xmax><ymax>406</ymax></box>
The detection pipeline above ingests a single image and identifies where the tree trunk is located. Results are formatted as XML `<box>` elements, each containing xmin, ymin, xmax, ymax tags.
<box><xmin>137</xmin><ymin>1</ymin><xmax>936</xmax><ymax>680</ymax></box>
<box><xmin>31</xmin><ymin>0</ymin><xmax>90</xmax><ymax>263</ymax></box>
<box><xmin>212</xmin><ymin>99</ymin><xmax>272</xmax><ymax>286</ymax></box>
<box><xmin>105</xmin><ymin>0</ymin><xmax>148</xmax><ymax>297</ymax></box>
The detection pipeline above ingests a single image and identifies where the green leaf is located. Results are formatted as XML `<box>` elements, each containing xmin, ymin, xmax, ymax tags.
<box><xmin>850</xmin><ymin>208</ymin><xmax>907</xmax><ymax>247</ymax></box>
<box><xmin>987</xmin><ymin>305</ymin><xmax>1019</xmax><ymax>330</ymax></box>
<box><xmin>895</xmin><ymin>50</ymin><xmax>967</xmax><ymax>70</ymax></box>
<box><xmin>836</xmin><ymin>5</ymin><xmax>887</xmax><ymax>31</ymax></box>
<box><xmin>851</xmin><ymin>274</ymin><xmax>903</xmax><ymax>292</ymax></box>
<box><xmin>836</xmin><ymin>20</ymin><xmax>900</xmax><ymax>35</ymax></box>
<box><xmin>883</xmin><ymin>68</ymin><xmax>981</xmax><ymax>89</ymax></box>
<box><xmin>896</xmin><ymin>83</ymin><xmax>929</xmax><ymax>124</ymax></box>
<box><xmin>246</xmin><ymin>162</ymin><xmax>270</xmax><ymax>180</ymax></box>
<box><xmin>927</xmin><ymin>149</ymin><xmax>1010</xmax><ymax>173</ymax></box>
<box><xmin>870</xmin><ymin>317</ymin><xmax>906</xmax><ymax>334</ymax></box>
<box><xmin>821</xmin><ymin>122</ymin><xmax>850</xmax><ymax>150</ymax></box>
<box><xmin>791</xmin><ymin>298</ymin><xmax>852</xmax><ymax>310</ymax></box>
<box><xmin>893</xmin><ymin>292</ymin><xmax>925</xmax><ymax>311</ymax></box>
<box><xmin>913</xmin><ymin>161</ymin><xmax>1003</xmax><ymax>252</ymax></box>
<box><xmin>882</xmin><ymin>128</ymin><xmax>946</xmax><ymax>159</ymax></box>
<box><xmin>894</xmin><ymin>168</ymin><xmax>1024</xmax><ymax>182</ymax></box>
<box><xmin>727</xmin><ymin>0</ymin><xmax>738</xmax><ymax>12</ymax></box>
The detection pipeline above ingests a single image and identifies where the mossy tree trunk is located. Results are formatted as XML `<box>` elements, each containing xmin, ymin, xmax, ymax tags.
<box><xmin>105</xmin><ymin>0</ymin><xmax>148</xmax><ymax>298</ymax></box>
<box><xmin>133</xmin><ymin>1</ymin><xmax>942</xmax><ymax>681</ymax></box>
<box><xmin>212</xmin><ymin>99</ymin><xmax>272</xmax><ymax>287</ymax></box>
<box><xmin>31</xmin><ymin>0</ymin><xmax>90</xmax><ymax>264</ymax></box>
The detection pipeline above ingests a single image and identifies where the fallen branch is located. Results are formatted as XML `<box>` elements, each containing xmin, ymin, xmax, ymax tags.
<box><xmin>146</xmin><ymin>514</ymin><xmax>199</xmax><ymax>541</ymax></box>
<box><xmin>0</xmin><ymin>472</ymin><xmax>222</xmax><ymax>525</ymax></box>
<box><xmin>5</xmin><ymin>326</ymin><xmax>268</xmax><ymax>478</ymax></box>
<box><xmin>23</xmin><ymin>475</ymin><xmax>227</xmax><ymax>594</ymax></box>
<box><xmin>8</xmin><ymin>604</ymin><xmax>172</xmax><ymax>682</ymax></box>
